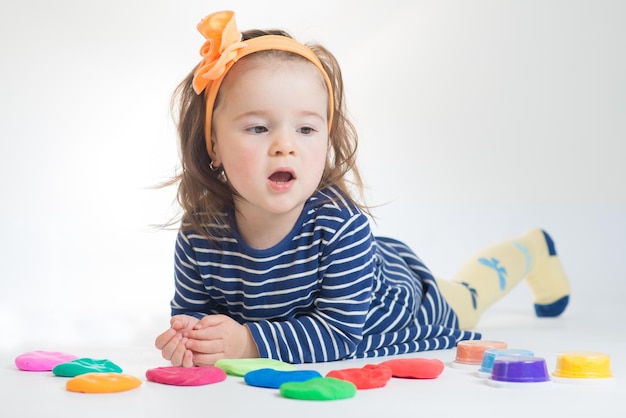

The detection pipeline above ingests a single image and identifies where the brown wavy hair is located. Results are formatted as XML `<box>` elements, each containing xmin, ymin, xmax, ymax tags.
<box><xmin>164</xmin><ymin>29</ymin><xmax>367</xmax><ymax>239</ymax></box>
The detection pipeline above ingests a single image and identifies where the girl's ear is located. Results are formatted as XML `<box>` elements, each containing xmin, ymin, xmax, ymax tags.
<box><xmin>209</xmin><ymin>137</ymin><xmax>221</xmax><ymax>166</ymax></box>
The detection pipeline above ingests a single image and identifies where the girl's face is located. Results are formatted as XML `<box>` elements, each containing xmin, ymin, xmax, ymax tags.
<box><xmin>210</xmin><ymin>56</ymin><xmax>329</xmax><ymax>227</ymax></box>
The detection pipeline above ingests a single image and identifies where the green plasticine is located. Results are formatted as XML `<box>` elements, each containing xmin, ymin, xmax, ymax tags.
<box><xmin>215</xmin><ymin>358</ymin><xmax>296</xmax><ymax>376</ymax></box>
<box><xmin>280</xmin><ymin>377</ymin><xmax>357</xmax><ymax>401</ymax></box>
<box><xmin>52</xmin><ymin>358</ymin><xmax>122</xmax><ymax>377</ymax></box>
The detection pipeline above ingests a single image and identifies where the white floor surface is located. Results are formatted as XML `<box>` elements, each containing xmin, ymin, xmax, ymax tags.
<box><xmin>2</xmin><ymin>298</ymin><xmax>624</xmax><ymax>418</ymax></box>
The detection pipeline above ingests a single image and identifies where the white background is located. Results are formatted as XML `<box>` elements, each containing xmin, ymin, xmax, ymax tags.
<box><xmin>0</xmin><ymin>0</ymin><xmax>624</xmax><ymax>352</ymax></box>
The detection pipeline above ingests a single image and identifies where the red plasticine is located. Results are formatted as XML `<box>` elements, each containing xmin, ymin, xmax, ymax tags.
<box><xmin>146</xmin><ymin>366</ymin><xmax>227</xmax><ymax>386</ymax></box>
<box><xmin>326</xmin><ymin>364</ymin><xmax>392</xmax><ymax>389</ymax></box>
<box><xmin>378</xmin><ymin>358</ymin><xmax>444</xmax><ymax>379</ymax></box>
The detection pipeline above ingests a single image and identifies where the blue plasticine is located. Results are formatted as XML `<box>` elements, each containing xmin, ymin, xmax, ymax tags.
<box><xmin>244</xmin><ymin>368</ymin><xmax>322</xmax><ymax>389</ymax></box>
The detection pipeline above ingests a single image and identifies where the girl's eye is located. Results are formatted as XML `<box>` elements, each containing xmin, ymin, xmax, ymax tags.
<box><xmin>297</xmin><ymin>126</ymin><xmax>315</xmax><ymax>135</ymax></box>
<box><xmin>247</xmin><ymin>125</ymin><xmax>268</xmax><ymax>134</ymax></box>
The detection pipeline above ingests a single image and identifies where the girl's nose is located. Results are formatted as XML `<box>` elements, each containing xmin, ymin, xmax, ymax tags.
<box><xmin>269</xmin><ymin>130</ymin><xmax>296</xmax><ymax>156</ymax></box>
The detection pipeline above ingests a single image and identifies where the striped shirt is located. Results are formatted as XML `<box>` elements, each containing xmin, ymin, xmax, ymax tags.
<box><xmin>171</xmin><ymin>187</ymin><xmax>480</xmax><ymax>363</ymax></box>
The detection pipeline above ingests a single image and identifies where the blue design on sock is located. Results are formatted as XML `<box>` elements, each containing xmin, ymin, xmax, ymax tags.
<box><xmin>534</xmin><ymin>295</ymin><xmax>569</xmax><ymax>317</ymax></box>
<box><xmin>460</xmin><ymin>282</ymin><xmax>478</xmax><ymax>309</ymax></box>
<box><xmin>478</xmin><ymin>257</ymin><xmax>508</xmax><ymax>290</ymax></box>
<box><xmin>542</xmin><ymin>230</ymin><xmax>557</xmax><ymax>256</ymax></box>
<box><xmin>514</xmin><ymin>242</ymin><xmax>531</xmax><ymax>275</ymax></box>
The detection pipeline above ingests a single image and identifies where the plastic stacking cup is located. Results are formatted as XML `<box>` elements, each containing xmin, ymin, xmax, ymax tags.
<box><xmin>477</xmin><ymin>348</ymin><xmax>535</xmax><ymax>378</ymax></box>
<box><xmin>451</xmin><ymin>340</ymin><xmax>507</xmax><ymax>370</ymax></box>
<box><xmin>487</xmin><ymin>356</ymin><xmax>551</xmax><ymax>387</ymax></box>
<box><xmin>552</xmin><ymin>351</ymin><xmax>614</xmax><ymax>384</ymax></box>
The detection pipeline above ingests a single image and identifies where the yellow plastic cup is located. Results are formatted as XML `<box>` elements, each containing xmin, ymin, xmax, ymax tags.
<box><xmin>552</xmin><ymin>351</ymin><xmax>613</xmax><ymax>380</ymax></box>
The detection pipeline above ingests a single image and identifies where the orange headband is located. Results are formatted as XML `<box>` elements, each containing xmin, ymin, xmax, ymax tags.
<box><xmin>191</xmin><ymin>11</ymin><xmax>334</xmax><ymax>158</ymax></box>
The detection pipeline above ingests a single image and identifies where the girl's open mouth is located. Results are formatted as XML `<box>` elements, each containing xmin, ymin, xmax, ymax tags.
<box><xmin>269</xmin><ymin>171</ymin><xmax>295</xmax><ymax>184</ymax></box>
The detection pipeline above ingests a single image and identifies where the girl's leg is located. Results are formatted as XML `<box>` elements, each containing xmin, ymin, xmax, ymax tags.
<box><xmin>436</xmin><ymin>229</ymin><xmax>570</xmax><ymax>329</ymax></box>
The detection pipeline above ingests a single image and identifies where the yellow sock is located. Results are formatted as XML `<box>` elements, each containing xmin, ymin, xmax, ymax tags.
<box><xmin>437</xmin><ymin>228</ymin><xmax>570</xmax><ymax>329</ymax></box>
<box><xmin>524</xmin><ymin>229</ymin><xmax>570</xmax><ymax>316</ymax></box>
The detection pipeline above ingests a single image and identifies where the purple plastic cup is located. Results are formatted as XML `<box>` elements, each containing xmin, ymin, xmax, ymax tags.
<box><xmin>478</xmin><ymin>348</ymin><xmax>535</xmax><ymax>377</ymax></box>
<box><xmin>490</xmin><ymin>356</ymin><xmax>550</xmax><ymax>383</ymax></box>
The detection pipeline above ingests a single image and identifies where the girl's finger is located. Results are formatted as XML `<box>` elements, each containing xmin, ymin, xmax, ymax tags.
<box><xmin>192</xmin><ymin>352</ymin><xmax>224</xmax><ymax>367</ymax></box>
<box><xmin>186</xmin><ymin>337</ymin><xmax>223</xmax><ymax>355</ymax></box>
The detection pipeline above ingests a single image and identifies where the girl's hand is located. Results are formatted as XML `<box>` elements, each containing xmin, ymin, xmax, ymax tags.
<box><xmin>154</xmin><ymin>314</ymin><xmax>199</xmax><ymax>367</ymax></box>
<box><xmin>183</xmin><ymin>314</ymin><xmax>259</xmax><ymax>366</ymax></box>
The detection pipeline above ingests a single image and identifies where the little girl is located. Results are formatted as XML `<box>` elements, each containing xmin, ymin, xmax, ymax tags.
<box><xmin>155</xmin><ymin>11</ymin><xmax>570</xmax><ymax>366</ymax></box>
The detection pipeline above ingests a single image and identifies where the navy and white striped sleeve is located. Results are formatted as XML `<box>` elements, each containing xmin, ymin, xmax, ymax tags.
<box><xmin>170</xmin><ymin>231</ymin><xmax>219</xmax><ymax>319</ymax></box>
<box><xmin>247</xmin><ymin>213</ymin><xmax>376</xmax><ymax>363</ymax></box>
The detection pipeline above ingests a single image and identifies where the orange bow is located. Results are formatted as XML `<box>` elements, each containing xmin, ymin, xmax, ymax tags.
<box><xmin>192</xmin><ymin>11</ymin><xmax>247</xmax><ymax>94</ymax></box>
